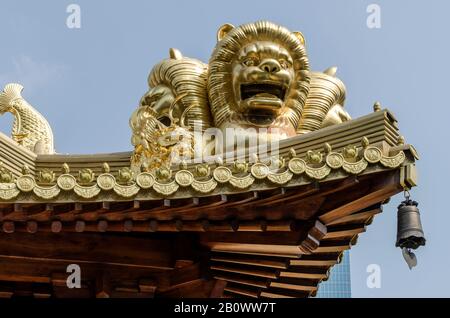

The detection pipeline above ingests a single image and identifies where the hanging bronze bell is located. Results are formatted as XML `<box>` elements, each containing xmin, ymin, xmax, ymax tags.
<box><xmin>396</xmin><ymin>198</ymin><xmax>426</xmax><ymax>250</ymax></box>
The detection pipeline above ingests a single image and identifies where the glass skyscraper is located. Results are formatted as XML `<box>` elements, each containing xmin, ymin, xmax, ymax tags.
<box><xmin>315</xmin><ymin>251</ymin><xmax>351</xmax><ymax>298</ymax></box>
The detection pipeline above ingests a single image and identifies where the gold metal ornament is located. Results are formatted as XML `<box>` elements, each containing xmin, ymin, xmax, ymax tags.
<box><xmin>268</xmin><ymin>170</ymin><xmax>293</xmax><ymax>184</ymax></box>
<box><xmin>297</xmin><ymin>67</ymin><xmax>350</xmax><ymax>134</ymax></box>
<box><xmin>0</xmin><ymin>162</ymin><xmax>14</xmax><ymax>183</ymax></box>
<box><xmin>251</xmin><ymin>162</ymin><xmax>270</xmax><ymax>179</ymax></box>
<box><xmin>34</xmin><ymin>185</ymin><xmax>60</xmax><ymax>199</ymax></box>
<box><xmin>78</xmin><ymin>168</ymin><xmax>95</xmax><ymax>184</ymax></box>
<box><xmin>175</xmin><ymin>170</ymin><xmax>194</xmax><ymax>187</ymax></box>
<box><xmin>16</xmin><ymin>175</ymin><xmax>36</xmax><ymax>192</ymax></box>
<box><xmin>208</xmin><ymin>21</ymin><xmax>310</xmax><ymax>134</ymax></box>
<box><xmin>96</xmin><ymin>173</ymin><xmax>116</xmax><ymax>191</ymax></box>
<box><xmin>288</xmin><ymin>157</ymin><xmax>307</xmax><ymax>175</ymax></box>
<box><xmin>0</xmin><ymin>141</ymin><xmax>408</xmax><ymax>201</ymax></box>
<box><xmin>57</xmin><ymin>174</ymin><xmax>77</xmax><ymax>191</ymax></box>
<box><xmin>192</xmin><ymin>178</ymin><xmax>217</xmax><ymax>193</ymax></box>
<box><xmin>213</xmin><ymin>166</ymin><xmax>232</xmax><ymax>183</ymax></box>
<box><xmin>0</xmin><ymin>83</ymin><xmax>54</xmax><ymax>154</ymax></box>
<box><xmin>113</xmin><ymin>183</ymin><xmax>140</xmax><ymax>198</ymax></box>
<box><xmin>136</xmin><ymin>172</ymin><xmax>155</xmax><ymax>189</ymax></box>
<box><xmin>229</xmin><ymin>174</ymin><xmax>254</xmax><ymax>189</ymax></box>
<box><xmin>129</xmin><ymin>20</ymin><xmax>352</xmax><ymax>169</ymax></box>
<box><xmin>118</xmin><ymin>167</ymin><xmax>134</xmax><ymax>185</ymax></box>
<box><xmin>0</xmin><ymin>183</ymin><xmax>20</xmax><ymax>200</ymax></box>
<box><xmin>74</xmin><ymin>184</ymin><xmax>100</xmax><ymax>199</ymax></box>
<box><xmin>37</xmin><ymin>169</ymin><xmax>55</xmax><ymax>184</ymax></box>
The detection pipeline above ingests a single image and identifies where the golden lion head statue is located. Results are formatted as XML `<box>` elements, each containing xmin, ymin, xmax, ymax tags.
<box><xmin>131</xmin><ymin>20</ymin><xmax>351</xmax><ymax>169</ymax></box>
<box><xmin>207</xmin><ymin>21</ymin><xmax>311</xmax><ymax>134</ymax></box>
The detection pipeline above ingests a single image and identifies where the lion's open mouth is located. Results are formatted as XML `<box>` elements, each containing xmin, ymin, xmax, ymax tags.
<box><xmin>240</xmin><ymin>82</ymin><xmax>287</xmax><ymax>101</ymax></box>
<box><xmin>239</xmin><ymin>82</ymin><xmax>288</xmax><ymax>126</ymax></box>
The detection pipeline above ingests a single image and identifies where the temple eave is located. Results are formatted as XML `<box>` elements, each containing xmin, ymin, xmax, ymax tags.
<box><xmin>0</xmin><ymin>109</ymin><xmax>418</xmax><ymax>298</ymax></box>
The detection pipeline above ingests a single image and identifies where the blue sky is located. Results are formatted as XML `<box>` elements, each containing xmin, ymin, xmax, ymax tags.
<box><xmin>0</xmin><ymin>0</ymin><xmax>448</xmax><ymax>297</ymax></box>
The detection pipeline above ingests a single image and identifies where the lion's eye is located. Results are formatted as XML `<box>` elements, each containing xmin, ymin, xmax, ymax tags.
<box><xmin>243</xmin><ymin>57</ymin><xmax>258</xmax><ymax>67</ymax></box>
<box><xmin>279</xmin><ymin>59</ymin><xmax>290</xmax><ymax>69</ymax></box>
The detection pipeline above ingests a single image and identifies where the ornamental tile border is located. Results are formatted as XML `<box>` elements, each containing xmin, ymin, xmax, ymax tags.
<box><xmin>0</xmin><ymin>144</ymin><xmax>407</xmax><ymax>201</ymax></box>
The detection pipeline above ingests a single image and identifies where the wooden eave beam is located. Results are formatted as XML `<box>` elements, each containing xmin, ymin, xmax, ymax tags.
<box><xmin>319</xmin><ymin>172</ymin><xmax>401</xmax><ymax>225</ymax></box>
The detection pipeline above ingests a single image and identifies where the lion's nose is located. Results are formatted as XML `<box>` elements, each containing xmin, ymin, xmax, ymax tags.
<box><xmin>260</xmin><ymin>59</ymin><xmax>281</xmax><ymax>73</ymax></box>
